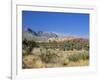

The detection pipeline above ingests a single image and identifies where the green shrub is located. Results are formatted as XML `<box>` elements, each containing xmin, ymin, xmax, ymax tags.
<box><xmin>68</xmin><ymin>51</ymin><xmax>89</xmax><ymax>62</ymax></box>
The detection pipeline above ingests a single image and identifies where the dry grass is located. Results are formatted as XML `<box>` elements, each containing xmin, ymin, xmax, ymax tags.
<box><xmin>67</xmin><ymin>60</ymin><xmax>89</xmax><ymax>66</ymax></box>
<box><xmin>22</xmin><ymin>48</ymin><xmax>89</xmax><ymax>69</ymax></box>
<box><xmin>23</xmin><ymin>55</ymin><xmax>45</xmax><ymax>68</ymax></box>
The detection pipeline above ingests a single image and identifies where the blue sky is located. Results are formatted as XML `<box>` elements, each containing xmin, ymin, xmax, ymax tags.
<box><xmin>22</xmin><ymin>11</ymin><xmax>89</xmax><ymax>38</ymax></box>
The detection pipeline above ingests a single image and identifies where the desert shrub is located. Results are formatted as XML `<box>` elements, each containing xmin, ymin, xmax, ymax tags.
<box><xmin>31</xmin><ymin>48</ymin><xmax>41</xmax><ymax>56</ymax></box>
<box><xmin>22</xmin><ymin>49</ymin><xmax>29</xmax><ymax>56</ymax></box>
<box><xmin>68</xmin><ymin>51</ymin><xmax>89</xmax><ymax>62</ymax></box>
<box><xmin>22</xmin><ymin>39</ymin><xmax>39</xmax><ymax>55</ymax></box>
<box><xmin>40</xmin><ymin>48</ymin><xmax>70</xmax><ymax>66</ymax></box>
<box><xmin>80</xmin><ymin>51</ymin><xmax>89</xmax><ymax>60</ymax></box>
<box><xmin>68</xmin><ymin>54</ymin><xmax>79</xmax><ymax>62</ymax></box>
<box><xmin>62</xmin><ymin>59</ymin><xmax>69</xmax><ymax>66</ymax></box>
<box><xmin>40</xmin><ymin>49</ymin><xmax>60</xmax><ymax>63</ymax></box>
<box><xmin>23</xmin><ymin>55</ymin><xmax>45</xmax><ymax>68</ymax></box>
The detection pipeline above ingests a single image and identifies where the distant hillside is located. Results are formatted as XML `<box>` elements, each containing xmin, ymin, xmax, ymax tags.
<box><xmin>48</xmin><ymin>35</ymin><xmax>89</xmax><ymax>42</ymax></box>
<box><xmin>22</xmin><ymin>27</ymin><xmax>89</xmax><ymax>43</ymax></box>
<box><xmin>22</xmin><ymin>27</ymin><xmax>58</xmax><ymax>41</ymax></box>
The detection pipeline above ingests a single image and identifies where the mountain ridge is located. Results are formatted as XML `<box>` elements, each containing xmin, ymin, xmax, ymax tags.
<box><xmin>22</xmin><ymin>27</ymin><xmax>88</xmax><ymax>42</ymax></box>
<box><xmin>22</xmin><ymin>27</ymin><xmax>58</xmax><ymax>41</ymax></box>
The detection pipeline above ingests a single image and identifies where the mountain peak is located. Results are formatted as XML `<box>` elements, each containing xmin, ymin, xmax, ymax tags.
<box><xmin>22</xmin><ymin>27</ymin><xmax>58</xmax><ymax>41</ymax></box>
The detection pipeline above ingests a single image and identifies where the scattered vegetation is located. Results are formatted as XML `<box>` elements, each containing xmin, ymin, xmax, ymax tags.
<box><xmin>68</xmin><ymin>51</ymin><xmax>89</xmax><ymax>62</ymax></box>
<box><xmin>22</xmin><ymin>39</ymin><xmax>39</xmax><ymax>55</ymax></box>
<box><xmin>22</xmin><ymin>38</ymin><xmax>89</xmax><ymax>69</ymax></box>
